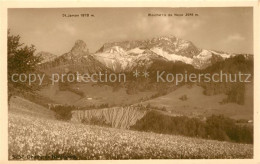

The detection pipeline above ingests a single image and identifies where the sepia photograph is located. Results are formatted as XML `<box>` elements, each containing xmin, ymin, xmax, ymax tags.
<box><xmin>0</xmin><ymin>2</ymin><xmax>259</xmax><ymax>162</ymax></box>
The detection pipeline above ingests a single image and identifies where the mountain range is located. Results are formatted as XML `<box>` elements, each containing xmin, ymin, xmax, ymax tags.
<box><xmin>37</xmin><ymin>35</ymin><xmax>253</xmax><ymax>72</ymax></box>
<box><xmin>32</xmin><ymin>35</ymin><xmax>254</xmax><ymax>122</ymax></box>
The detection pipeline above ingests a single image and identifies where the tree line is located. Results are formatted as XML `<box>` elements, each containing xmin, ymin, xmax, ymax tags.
<box><xmin>131</xmin><ymin>110</ymin><xmax>253</xmax><ymax>144</ymax></box>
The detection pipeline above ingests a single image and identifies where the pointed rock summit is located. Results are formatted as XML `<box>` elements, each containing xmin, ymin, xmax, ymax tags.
<box><xmin>70</xmin><ymin>40</ymin><xmax>89</xmax><ymax>56</ymax></box>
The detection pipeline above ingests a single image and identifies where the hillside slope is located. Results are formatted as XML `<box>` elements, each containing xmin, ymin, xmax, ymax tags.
<box><xmin>141</xmin><ymin>84</ymin><xmax>253</xmax><ymax>120</ymax></box>
<box><xmin>71</xmin><ymin>106</ymin><xmax>147</xmax><ymax>129</ymax></box>
<box><xmin>9</xmin><ymin>98</ymin><xmax>253</xmax><ymax>159</ymax></box>
<box><xmin>37</xmin><ymin>83</ymin><xmax>157</xmax><ymax>106</ymax></box>
<box><xmin>9</xmin><ymin>96</ymin><xmax>55</xmax><ymax>119</ymax></box>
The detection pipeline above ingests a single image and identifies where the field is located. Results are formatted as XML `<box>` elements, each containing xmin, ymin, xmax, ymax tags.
<box><xmin>38</xmin><ymin>83</ymin><xmax>156</xmax><ymax>106</ymax></box>
<box><xmin>36</xmin><ymin>82</ymin><xmax>253</xmax><ymax>120</ymax></box>
<box><xmin>8</xmin><ymin>97</ymin><xmax>253</xmax><ymax>160</ymax></box>
<box><xmin>141</xmin><ymin>84</ymin><xmax>253</xmax><ymax>120</ymax></box>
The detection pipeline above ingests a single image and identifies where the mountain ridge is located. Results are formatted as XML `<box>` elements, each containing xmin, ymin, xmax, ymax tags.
<box><xmin>38</xmin><ymin>36</ymin><xmax>253</xmax><ymax>72</ymax></box>
<box><xmin>93</xmin><ymin>35</ymin><xmax>231</xmax><ymax>70</ymax></box>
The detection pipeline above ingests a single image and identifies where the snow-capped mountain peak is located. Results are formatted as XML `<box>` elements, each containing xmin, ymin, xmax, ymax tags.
<box><xmin>91</xmin><ymin>36</ymin><xmax>235</xmax><ymax>71</ymax></box>
<box><xmin>105</xmin><ymin>46</ymin><xmax>126</xmax><ymax>55</ymax></box>
<box><xmin>151</xmin><ymin>47</ymin><xmax>193</xmax><ymax>64</ymax></box>
<box><xmin>39</xmin><ymin>36</ymin><xmax>251</xmax><ymax>73</ymax></box>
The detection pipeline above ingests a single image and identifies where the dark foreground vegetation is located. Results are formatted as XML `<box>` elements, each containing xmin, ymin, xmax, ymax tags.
<box><xmin>131</xmin><ymin>110</ymin><xmax>253</xmax><ymax>144</ymax></box>
<box><xmin>50</xmin><ymin>105</ymin><xmax>73</xmax><ymax>120</ymax></box>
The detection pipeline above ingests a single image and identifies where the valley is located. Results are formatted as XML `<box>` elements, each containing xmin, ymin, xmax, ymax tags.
<box><xmin>32</xmin><ymin>35</ymin><xmax>254</xmax><ymax>121</ymax></box>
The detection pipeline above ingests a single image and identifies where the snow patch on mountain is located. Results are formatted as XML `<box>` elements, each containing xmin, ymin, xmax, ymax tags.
<box><xmin>127</xmin><ymin>48</ymin><xmax>145</xmax><ymax>54</ymax></box>
<box><xmin>209</xmin><ymin>50</ymin><xmax>230</xmax><ymax>58</ymax></box>
<box><xmin>157</xmin><ymin>36</ymin><xmax>172</xmax><ymax>42</ymax></box>
<box><xmin>94</xmin><ymin>46</ymin><xmax>161</xmax><ymax>71</ymax></box>
<box><xmin>94</xmin><ymin>52</ymin><xmax>130</xmax><ymax>71</ymax></box>
<box><xmin>174</xmin><ymin>40</ymin><xmax>191</xmax><ymax>53</ymax></box>
<box><xmin>106</xmin><ymin>46</ymin><xmax>126</xmax><ymax>54</ymax></box>
<box><xmin>151</xmin><ymin>47</ymin><xmax>193</xmax><ymax>64</ymax></box>
<box><xmin>194</xmin><ymin>50</ymin><xmax>212</xmax><ymax>60</ymax></box>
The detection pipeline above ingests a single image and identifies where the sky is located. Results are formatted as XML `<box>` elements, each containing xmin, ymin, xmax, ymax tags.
<box><xmin>8</xmin><ymin>7</ymin><xmax>253</xmax><ymax>55</ymax></box>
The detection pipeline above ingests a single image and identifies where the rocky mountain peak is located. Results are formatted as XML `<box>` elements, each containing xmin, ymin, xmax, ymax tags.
<box><xmin>70</xmin><ymin>40</ymin><xmax>89</xmax><ymax>55</ymax></box>
<box><xmin>151</xmin><ymin>35</ymin><xmax>177</xmax><ymax>41</ymax></box>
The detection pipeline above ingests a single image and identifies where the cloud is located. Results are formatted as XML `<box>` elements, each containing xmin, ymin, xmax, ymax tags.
<box><xmin>53</xmin><ymin>23</ymin><xmax>76</xmax><ymax>36</ymax></box>
<box><xmin>225</xmin><ymin>33</ymin><xmax>245</xmax><ymax>43</ymax></box>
